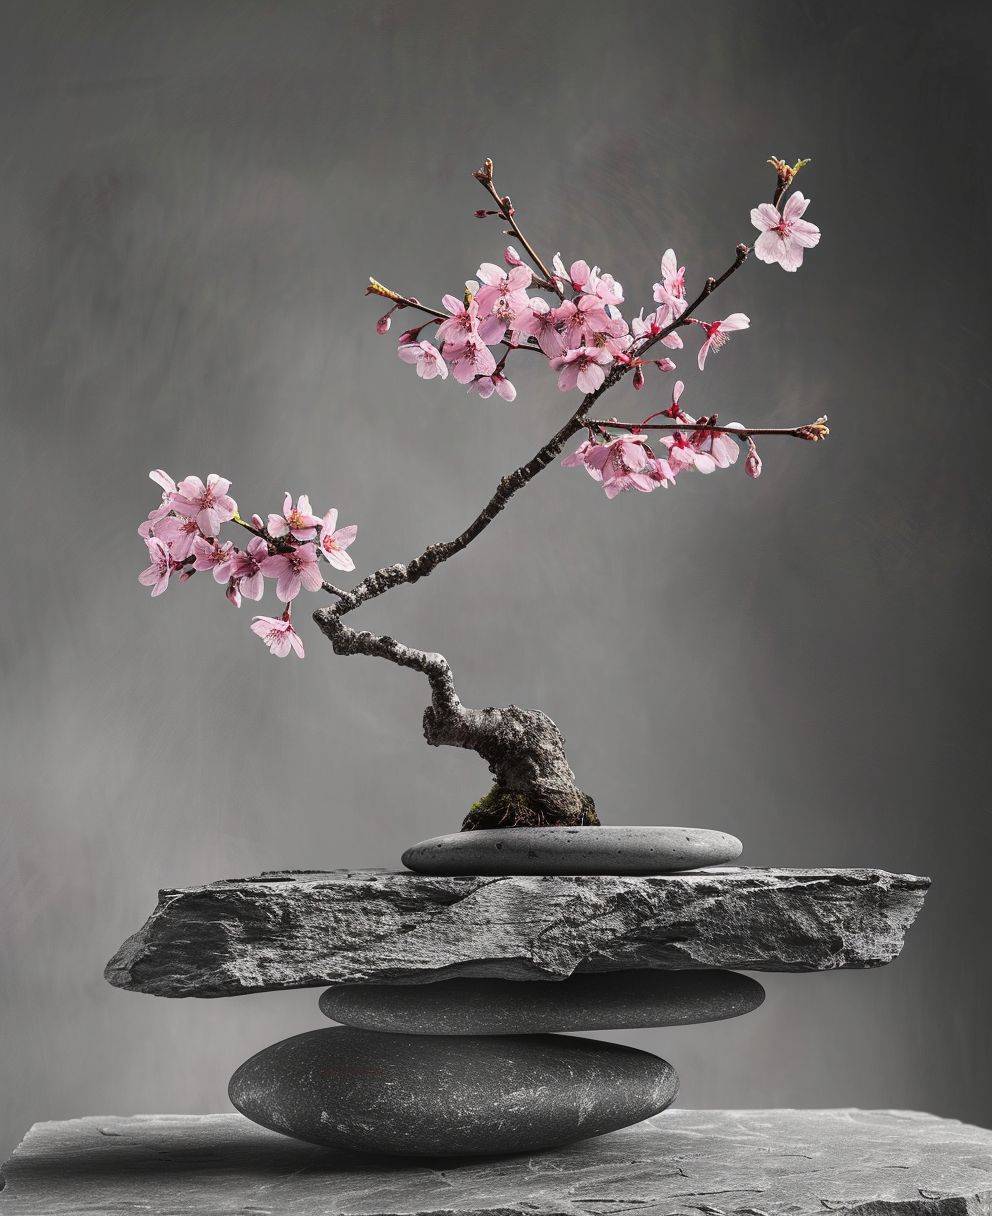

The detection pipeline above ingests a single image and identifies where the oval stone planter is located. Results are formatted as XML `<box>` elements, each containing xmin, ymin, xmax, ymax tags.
<box><xmin>401</xmin><ymin>824</ymin><xmax>742</xmax><ymax>875</ymax></box>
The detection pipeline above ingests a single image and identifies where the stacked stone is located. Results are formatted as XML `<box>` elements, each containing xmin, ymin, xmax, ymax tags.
<box><xmin>106</xmin><ymin>844</ymin><xmax>931</xmax><ymax>1160</ymax></box>
<box><xmin>228</xmin><ymin>826</ymin><xmax>759</xmax><ymax>1157</ymax></box>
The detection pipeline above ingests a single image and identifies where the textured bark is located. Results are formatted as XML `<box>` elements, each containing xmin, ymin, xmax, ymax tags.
<box><xmin>314</xmin><ymin>610</ymin><xmax>596</xmax><ymax>827</ymax></box>
<box><xmin>5</xmin><ymin>1110</ymin><xmax>992</xmax><ymax>1216</ymax></box>
<box><xmin>104</xmin><ymin>867</ymin><xmax>930</xmax><ymax>996</ymax></box>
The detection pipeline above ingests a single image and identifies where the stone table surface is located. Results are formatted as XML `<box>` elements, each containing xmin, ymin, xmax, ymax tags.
<box><xmin>2</xmin><ymin>1110</ymin><xmax>989</xmax><ymax>1216</ymax></box>
<box><xmin>104</xmin><ymin>868</ymin><xmax>930</xmax><ymax>996</ymax></box>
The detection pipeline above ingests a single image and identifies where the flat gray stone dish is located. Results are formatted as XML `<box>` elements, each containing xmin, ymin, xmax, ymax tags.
<box><xmin>5</xmin><ymin>1110</ymin><xmax>992</xmax><ymax>1215</ymax></box>
<box><xmin>401</xmin><ymin>825</ymin><xmax>743</xmax><ymax>875</ymax></box>
<box><xmin>228</xmin><ymin>1027</ymin><xmax>678</xmax><ymax>1156</ymax></box>
<box><xmin>319</xmin><ymin>969</ymin><xmax>765</xmax><ymax>1034</ymax></box>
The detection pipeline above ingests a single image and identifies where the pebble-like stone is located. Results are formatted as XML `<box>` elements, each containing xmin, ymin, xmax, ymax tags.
<box><xmin>319</xmin><ymin>969</ymin><xmax>764</xmax><ymax>1035</ymax></box>
<box><xmin>401</xmin><ymin>825</ymin><xmax>743</xmax><ymax>875</ymax></box>
<box><xmin>228</xmin><ymin>1027</ymin><xmax>678</xmax><ymax>1156</ymax></box>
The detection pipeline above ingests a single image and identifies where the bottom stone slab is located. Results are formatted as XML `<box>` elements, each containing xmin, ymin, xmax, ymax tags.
<box><xmin>2</xmin><ymin>1111</ymin><xmax>992</xmax><ymax>1216</ymax></box>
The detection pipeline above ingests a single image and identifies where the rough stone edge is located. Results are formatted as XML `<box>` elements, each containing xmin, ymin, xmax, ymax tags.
<box><xmin>103</xmin><ymin>867</ymin><xmax>932</xmax><ymax>997</ymax></box>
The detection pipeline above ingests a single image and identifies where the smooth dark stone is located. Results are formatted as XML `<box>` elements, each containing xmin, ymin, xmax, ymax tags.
<box><xmin>228</xmin><ymin>1027</ymin><xmax>678</xmax><ymax>1157</ymax></box>
<box><xmin>319</xmin><ymin>970</ymin><xmax>765</xmax><ymax>1035</ymax></box>
<box><xmin>401</xmin><ymin>825</ymin><xmax>743</xmax><ymax>875</ymax></box>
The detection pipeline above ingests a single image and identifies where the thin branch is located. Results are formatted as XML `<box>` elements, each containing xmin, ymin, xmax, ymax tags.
<box><xmin>473</xmin><ymin>159</ymin><xmax>563</xmax><ymax>299</ymax></box>
<box><xmin>366</xmin><ymin>279</ymin><xmax>447</xmax><ymax>322</ymax></box>
<box><xmin>587</xmin><ymin>417</ymin><xmax>830</xmax><ymax>441</ymax></box>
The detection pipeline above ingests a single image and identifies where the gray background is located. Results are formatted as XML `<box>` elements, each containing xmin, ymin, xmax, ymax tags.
<box><xmin>2</xmin><ymin>0</ymin><xmax>990</xmax><ymax>1160</ymax></box>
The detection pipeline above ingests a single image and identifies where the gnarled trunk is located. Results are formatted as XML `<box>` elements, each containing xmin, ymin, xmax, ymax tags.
<box><xmin>313</xmin><ymin>607</ymin><xmax>598</xmax><ymax>830</ymax></box>
<box><xmin>423</xmin><ymin>700</ymin><xmax>599</xmax><ymax>829</ymax></box>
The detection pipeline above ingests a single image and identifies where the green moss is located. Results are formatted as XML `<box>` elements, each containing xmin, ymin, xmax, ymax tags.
<box><xmin>460</xmin><ymin>785</ymin><xmax>599</xmax><ymax>831</ymax></box>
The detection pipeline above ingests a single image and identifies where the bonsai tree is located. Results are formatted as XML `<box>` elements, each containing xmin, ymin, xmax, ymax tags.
<box><xmin>138</xmin><ymin>157</ymin><xmax>827</xmax><ymax>831</ymax></box>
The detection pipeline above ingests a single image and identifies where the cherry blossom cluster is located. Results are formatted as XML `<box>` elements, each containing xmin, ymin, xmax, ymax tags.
<box><xmin>375</xmin><ymin>165</ymin><xmax>819</xmax><ymax>419</ymax></box>
<box><xmin>562</xmin><ymin>380</ymin><xmax>760</xmax><ymax>499</ymax></box>
<box><xmin>138</xmin><ymin>472</ymin><xmax>357</xmax><ymax>658</ymax></box>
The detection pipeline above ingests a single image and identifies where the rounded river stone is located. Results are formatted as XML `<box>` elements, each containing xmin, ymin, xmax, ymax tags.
<box><xmin>401</xmin><ymin>825</ymin><xmax>742</xmax><ymax>876</ymax></box>
<box><xmin>319</xmin><ymin>969</ymin><xmax>764</xmax><ymax>1035</ymax></box>
<box><xmin>228</xmin><ymin>1027</ymin><xmax>678</xmax><ymax>1157</ymax></box>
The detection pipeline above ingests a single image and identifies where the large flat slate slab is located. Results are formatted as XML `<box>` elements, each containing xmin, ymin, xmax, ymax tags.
<box><xmin>104</xmin><ymin>868</ymin><xmax>929</xmax><ymax>996</ymax></box>
<box><xmin>2</xmin><ymin>1110</ymin><xmax>989</xmax><ymax>1216</ymax></box>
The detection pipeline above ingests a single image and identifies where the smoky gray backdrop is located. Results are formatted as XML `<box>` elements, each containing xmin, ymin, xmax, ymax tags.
<box><xmin>2</xmin><ymin>0</ymin><xmax>990</xmax><ymax>1159</ymax></box>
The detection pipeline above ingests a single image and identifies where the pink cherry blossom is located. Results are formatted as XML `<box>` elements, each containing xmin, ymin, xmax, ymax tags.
<box><xmin>594</xmin><ymin>272</ymin><xmax>624</xmax><ymax>307</ymax></box>
<box><xmin>653</xmin><ymin>249</ymin><xmax>687</xmax><ymax>317</ymax></box>
<box><xmin>250</xmin><ymin>613</ymin><xmax>305</xmax><ymax>658</ymax></box>
<box><xmin>268</xmin><ymin>493</ymin><xmax>321</xmax><ymax>541</ymax></box>
<box><xmin>559</xmin><ymin>295</ymin><xmax>611</xmax><ymax>350</ymax></box>
<box><xmin>398</xmin><ymin>340</ymin><xmax>448</xmax><ymax>380</ymax></box>
<box><xmin>229</xmin><ymin>536</ymin><xmax>269</xmax><ymax>601</ymax></box>
<box><xmin>473</xmin><ymin>263</ymin><xmax>532</xmax><ymax>343</ymax></box>
<box><xmin>467</xmin><ymin>372</ymin><xmax>517</xmax><ymax>402</ymax></box>
<box><xmin>445</xmin><ymin>334</ymin><xmax>498</xmax><ymax>385</ymax></box>
<box><xmin>550</xmin><ymin>346</ymin><xmax>613</xmax><ymax>393</ymax></box>
<box><xmin>139</xmin><ymin>468</ymin><xmax>179</xmax><ymax>535</ymax></box>
<box><xmin>552</xmin><ymin>254</ymin><xmax>593</xmax><ymax>293</ymax></box>
<box><xmin>259</xmin><ymin>542</ymin><xmax>323</xmax><ymax>601</ymax></box>
<box><xmin>513</xmin><ymin>298</ymin><xmax>568</xmax><ymax>357</ymax></box>
<box><xmin>138</xmin><ymin>537</ymin><xmax>173</xmax><ymax>597</ymax></box>
<box><xmin>152</xmin><ymin>514</ymin><xmax>201</xmax><ymax>561</ymax></box>
<box><xmin>688</xmin><ymin>422</ymin><xmax>740</xmax><ymax>470</ymax></box>
<box><xmin>561</xmin><ymin>437</ymin><xmax>604</xmax><ymax>481</ymax></box>
<box><xmin>169</xmin><ymin>474</ymin><xmax>237</xmax><ymax>538</ymax></box>
<box><xmin>192</xmin><ymin>536</ymin><xmax>237</xmax><ymax>582</ymax></box>
<box><xmin>436</xmin><ymin>295</ymin><xmax>480</xmax><ymax>346</ymax></box>
<box><xmin>582</xmin><ymin>434</ymin><xmax>660</xmax><ymax>498</ymax></box>
<box><xmin>751</xmin><ymin>193</ymin><xmax>820</xmax><ymax>272</ymax></box>
<box><xmin>318</xmin><ymin>509</ymin><xmax>358</xmax><ymax>572</ymax></box>
<box><xmin>696</xmin><ymin>313</ymin><xmax>750</xmax><ymax>370</ymax></box>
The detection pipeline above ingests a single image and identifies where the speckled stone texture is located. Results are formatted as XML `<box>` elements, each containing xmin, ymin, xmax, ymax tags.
<box><xmin>319</xmin><ymin>970</ymin><xmax>765</xmax><ymax>1034</ymax></box>
<box><xmin>104</xmin><ymin>868</ymin><xmax>929</xmax><ymax>996</ymax></box>
<box><xmin>3</xmin><ymin>1110</ymin><xmax>991</xmax><ymax>1215</ymax></box>
<box><xmin>228</xmin><ymin>1027</ymin><xmax>678</xmax><ymax>1155</ymax></box>
<box><xmin>402</xmin><ymin>826</ymin><xmax>743</xmax><ymax>875</ymax></box>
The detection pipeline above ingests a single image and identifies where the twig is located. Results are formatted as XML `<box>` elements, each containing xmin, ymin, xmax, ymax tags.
<box><xmin>587</xmin><ymin>418</ymin><xmax>830</xmax><ymax>441</ymax></box>
<box><xmin>473</xmin><ymin>158</ymin><xmax>563</xmax><ymax>299</ymax></box>
<box><xmin>634</xmin><ymin>244</ymin><xmax>751</xmax><ymax>360</ymax></box>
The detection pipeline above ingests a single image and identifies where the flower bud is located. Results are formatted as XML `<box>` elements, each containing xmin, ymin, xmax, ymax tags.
<box><xmin>632</xmin><ymin>366</ymin><xmax>645</xmax><ymax>390</ymax></box>
<box><xmin>504</xmin><ymin>246</ymin><xmax>524</xmax><ymax>267</ymax></box>
<box><xmin>376</xmin><ymin>312</ymin><xmax>392</xmax><ymax>335</ymax></box>
<box><xmin>745</xmin><ymin>437</ymin><xmax>763</xmax><ymax>479</ymax></box>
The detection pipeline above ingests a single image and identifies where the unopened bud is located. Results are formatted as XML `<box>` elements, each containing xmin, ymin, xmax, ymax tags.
<box><xmin>250</xmin><ymin>514</ymin><xmax>264</xmax><ymax>530</ymax></box>
<box><xmin>745</xmin><ymin>437</ymin><xmax>762</xmax><ymax>479</ymax></box>
<box><xmin>655</xmin><ymin>358</ymin><xmax>676</xmax><ymax>373</ymax></box>
<box><xmin>632</xmin><ymin>366</ymin><xmax>645</xmax><ymax>390</ymax></box>
<box><xmin>504</xmin><ymin>245</ymin><xmax>524</xmax><ymax>267</ymax></box>
<box><xmin>376</xmin><ymin>312</ymin><xmax>392</xmax><ymax>334</ymax></box>
<box><xmin>796</xmin><ymin>415</ymin><xmax>830</xmax><ymax>442</ymax></box>
<box><xmin>398</xmin><ymin>327</ymin><xmax>422</xmax><ymax>344</ymax></box>
<box><xmin>767</xmin><ymin>155</ymin><xmax>811</xmax><ymax>186</ymax></box>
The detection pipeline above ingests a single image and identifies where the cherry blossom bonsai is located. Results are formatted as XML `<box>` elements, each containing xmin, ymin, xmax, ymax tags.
<box><xmin>139</xmin><ymin>157</ymin><xmax>826</xmax><ymax>831</ymax></box>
